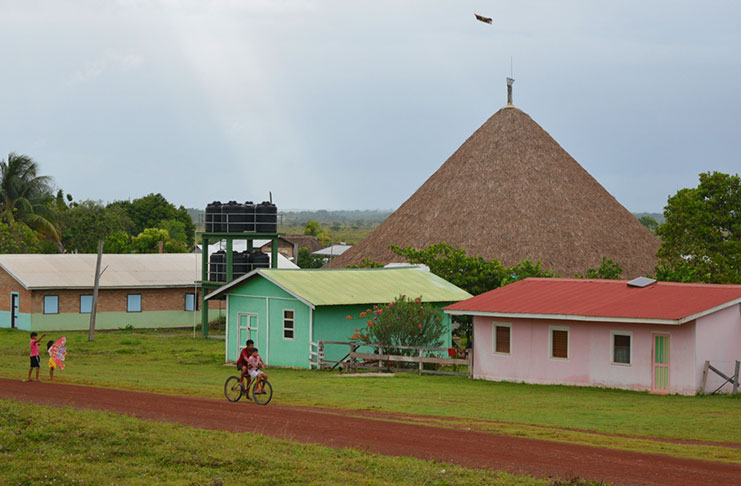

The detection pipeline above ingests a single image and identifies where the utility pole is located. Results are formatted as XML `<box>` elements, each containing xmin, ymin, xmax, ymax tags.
<box><xmin>88</xmin><ymin>239</ymin><xmax>104</xmax><ymax>341</ymax></box>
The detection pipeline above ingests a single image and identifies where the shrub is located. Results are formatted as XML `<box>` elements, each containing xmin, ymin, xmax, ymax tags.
<box><xmin>348</xmin><ymin>295</ymin><xmax>447</xmax><ymax>355</ymax></box>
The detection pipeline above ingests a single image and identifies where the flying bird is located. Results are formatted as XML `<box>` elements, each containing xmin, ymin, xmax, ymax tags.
<box><xmin>475</xmin><ymin>13</ymin><xmax>493</xmax><ymax>24</ymax></box>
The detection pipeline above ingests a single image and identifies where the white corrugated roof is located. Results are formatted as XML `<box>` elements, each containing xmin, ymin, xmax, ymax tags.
<box><xmin>0</xmin><ymin>254</ymin><xmax>202</xmax><ymax>290</ymax></box>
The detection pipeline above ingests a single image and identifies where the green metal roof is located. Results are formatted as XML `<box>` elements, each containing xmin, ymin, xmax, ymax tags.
<box><xmin>208</xmin><ymin>267</ymin><xmax>471</xmax><ymax>306</ymax></box>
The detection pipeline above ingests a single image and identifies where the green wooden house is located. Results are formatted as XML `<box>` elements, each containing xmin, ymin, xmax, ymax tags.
<box><xmin>205</xmin><ymin>267</ymin><xmax>472</xmax><ymax>368</ymax></box>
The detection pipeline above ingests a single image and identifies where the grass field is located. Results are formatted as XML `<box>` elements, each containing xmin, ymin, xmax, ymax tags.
<box><xmin>2</xmin><ymin>328</ymin><xmax>739</xmax><ymax>464</ymax></box>
<box><xmin>0</xmin><ymin>399</ymin><xmax>550</xmax><ymax>486</ymax></box>
<box><xmin>278</xmin><ymin>225</ymin><xmax>375</xmax><ymax>245</ymax></box>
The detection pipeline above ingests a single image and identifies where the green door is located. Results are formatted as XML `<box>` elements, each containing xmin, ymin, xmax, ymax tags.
<box><xmin>652</xmin><ymin>334</ymin><xmax>670</xmax><ymax>393</ymax></box>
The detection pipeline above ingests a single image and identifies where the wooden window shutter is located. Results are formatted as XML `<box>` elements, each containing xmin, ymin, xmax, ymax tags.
<box><xmin>552</xmin><ymin>330</ymin><xmax>568</xmax><ymax>358</ymax></box>
<box><xmin>495</xmin><ymin>326</ymin><xmax>510</xmax><ymax>354</ymax></box>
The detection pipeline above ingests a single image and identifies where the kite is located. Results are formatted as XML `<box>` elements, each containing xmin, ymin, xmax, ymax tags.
<box><xmin>48</xmin><ymin>336</ymin><xmax>67</xmax><ymax>371</ymax></box>
<box><xmin>475</xmin><ymin>13</ymin><xmax>493</xmax><ymax>24</ymax></box>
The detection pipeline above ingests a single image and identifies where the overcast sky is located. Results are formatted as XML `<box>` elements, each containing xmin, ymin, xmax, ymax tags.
<box><xmin>1</xmin><ymin>1</ymin><xmax>739</xmax><ymax>212</ymax></box>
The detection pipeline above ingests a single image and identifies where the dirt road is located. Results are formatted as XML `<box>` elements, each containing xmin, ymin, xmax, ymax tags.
<box><xmin>1</xmin><ymin>378</ymin><xmax>739</xmax><ymax>486</ymax></box>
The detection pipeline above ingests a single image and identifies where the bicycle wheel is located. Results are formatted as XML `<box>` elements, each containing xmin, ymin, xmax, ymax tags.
<box><xmin>252</xmin><ymin>380</ymin><xmax>273</xmax><ymax>405</ymax></box>
<box><xmin>224</xmin><ymin>376</ymin><xmax>244</xmax><ymax>402</ymax></box>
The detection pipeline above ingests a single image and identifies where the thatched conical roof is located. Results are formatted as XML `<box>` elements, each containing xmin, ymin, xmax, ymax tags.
<box><xmin>328</xmin><ymin>106</ymin><xmax>660</xmax><ymax>278</ymax></box>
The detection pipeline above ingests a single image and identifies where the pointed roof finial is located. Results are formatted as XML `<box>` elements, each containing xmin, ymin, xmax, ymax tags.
<box><xmin>506</xmin><ymin>77</ymin><xmax>515</xmax><ymax>106</ymax></box>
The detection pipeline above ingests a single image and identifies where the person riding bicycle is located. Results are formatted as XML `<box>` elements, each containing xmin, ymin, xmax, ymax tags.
<box><xmin>247</xmin><ymin>348</ymin><xmax>268</xmax><ymax>394</ymax></box>
<box><xmin>236</xmin><ymin>339</ymin><xmax>255</xmax><ymax>393</ymax></box>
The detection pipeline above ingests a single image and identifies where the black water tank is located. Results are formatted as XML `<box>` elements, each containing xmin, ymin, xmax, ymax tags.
<box><xmin>222</xmin><ymin>201</ymin><xmax>242</xmax><ymax>233</ymax></box>
<box><xmin>233</xmin><ymin>250</ymin><xmax>251</xmax><ymax>279</ymax></box>
<box><xmin>255</xmin><ymin>201</ymin><xmax>277</xmax><ymax>233</ymax></box>
<box><xmin>205</xmin><ymin>201</ymin><xmax>222</xmax><ymax>233</ymax></box>
<box><xmin>250</xmin><ymin>250</ymin><xmax>270</xmax><ymax>269</ymax></box>
<box><xmin>243</xmin><ymin>201</ymin><xmax>256</xmax><ymax>232</ymax></box>
<box><xmin>209</xmin><ymin>250</ymin><xmax>225</xmax><ymax>282</ymax></box>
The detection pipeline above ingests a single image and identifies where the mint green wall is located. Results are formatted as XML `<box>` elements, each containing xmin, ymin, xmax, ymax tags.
<box><xmin>0</xmin><ymin>311</ymin><xmax>31</xmax><ymax>331</ymax></box>
<box><xmin>225</xmin><ymin>276</ymin><xmax>309</xmax><ymax>368</ymax></box>
<box><xmin>28</xmin><ymin>310</ymin><xmax>220</xmax><ymax>332</ymax></box>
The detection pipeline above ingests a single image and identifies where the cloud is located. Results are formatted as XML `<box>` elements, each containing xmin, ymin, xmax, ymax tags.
<box><xmin>68</xmin><ymin>51</ymin><xmax>145</xmax><ymax>85</ymax></box>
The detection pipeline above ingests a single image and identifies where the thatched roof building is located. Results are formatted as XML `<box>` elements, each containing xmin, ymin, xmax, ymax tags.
<box><xmin>328</xmin><ymin>103</ymin><xmax>660</xmax><ymax>278</ymax></box>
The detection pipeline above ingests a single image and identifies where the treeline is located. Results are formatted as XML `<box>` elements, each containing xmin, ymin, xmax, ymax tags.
<box><xmin>0</xmin><ymin>153</ymin><xmax>195</xmax><ymax>254</ymax></box>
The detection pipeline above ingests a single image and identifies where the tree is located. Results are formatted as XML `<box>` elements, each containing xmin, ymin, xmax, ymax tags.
<box><xmin>59</xmin><ymin>200</ymin><xmax>133</xmax><ymax>253</ymax></box>
<box><xmin>296</xmin><ymin>247</ymin><xmax>325</xmax><ymax>268</ymax></box>
<box><xmin>131</xmin><ymin>228</ymin><xmax>188</xmax><ymax>253</ymax></box>
<box><xmin>0</xmin><ymin>220</ymin><xmax>42</xmax><ymax>253</ymax></box>
<box><xmin>638</xmin><ymin>216</ymin><xmax>659</xmax><ymax>233</ymax></box>
<box><xmin>575</xmin><ymin>257</ymin><xmax>623</xmax><ymax>280</ymax></box>
<box><xmin>109</xmin><ymin>193</ymin><xmax>195</xmax><ymax>247</ymax></box>
<box><xmin>0</xmin><ymin>153</ymin><xmax>59</xmax><ymax>239</ymax></box>
<box><xmin>303</xmin><ymin>220</ymin><xmax>330</xmax><ymax>246</ymax></box>
<box><xmin>655</xmin><ymin>171</ymin><xmax>740</xmax><ymax>284</ymax></box>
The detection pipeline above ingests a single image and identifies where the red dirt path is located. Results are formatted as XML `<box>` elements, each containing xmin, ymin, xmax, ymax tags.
<box><xmin>1</xmin><ymin>378</ymin><xmax>739</xmax><ymax>486</ymax></box>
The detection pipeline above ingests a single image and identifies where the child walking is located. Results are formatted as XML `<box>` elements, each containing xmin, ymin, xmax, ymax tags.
<box><xmin>27</xmin><ymin>332</ymin><xmax>46</xmax><ymax>382</ymax></box>
<box><xmin>47</xmin><ymin>340</ymin><xmax>56</xmax><ymax>380</ymax></box>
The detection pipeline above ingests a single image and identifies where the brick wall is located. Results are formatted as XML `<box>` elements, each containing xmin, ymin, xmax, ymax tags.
<box><xmin>0</xmin><ymin>269</ymin><xmax>31</xmax><ymax>313</ymax></box>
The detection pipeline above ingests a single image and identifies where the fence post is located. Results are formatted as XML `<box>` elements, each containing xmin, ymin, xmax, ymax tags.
<box><xmin>318</xmin><ymin>342</ymin><xmax>324</xmax><ymax>370</ymax></box>
<box><xmin>734</xmin><ymin>361</ymin><xmax>740</xmax><ymax>395</ymax></box>
<box><xmin>350</xmin><ymin>343</ymin><xmax>358</xmax><ymax>373</ymax></box>
<box><xmin>378</xmin><ymin>345</ymin><xmax>383</xmax><ymax>370</ymax></box>
<box><xmin>418</xmin><ymin>348</ymin><xmax>423</xmax><ymax>375</ymax></box>
<box><xmin>468</xmin><ymin>347</ymin><xmax>474</xmax><ymax>380</ymax></box>
<box><xmin>700</xmin><ymin>360</ymin><xmax>710</xmax><ymax>395</ymax></box>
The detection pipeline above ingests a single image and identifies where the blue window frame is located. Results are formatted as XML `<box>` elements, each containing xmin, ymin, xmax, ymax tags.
<box><xmin>185</xmin><ymin>293</ymin><xmax>196</xmax><ymax>311</ymax></box>
<box><xmin>44</xmin><ymin>295</ymin><xmax>59</xmax><ymax>314</ymax></box>
<box><xmin>127</xmin><ymin>294</ymin><xmax>142</xmax><ymax>313</ymax></box>
<box><xmin>80</xmin><ymin>295</ymin><xmax>93</xmax><ymax>314</ymax></box>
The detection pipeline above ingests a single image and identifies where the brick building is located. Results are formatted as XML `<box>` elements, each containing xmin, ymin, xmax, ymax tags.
<box><xmin>0</xmin><ymin>254</ymin><xmax>219</xmax><ymax>332</ymax></box>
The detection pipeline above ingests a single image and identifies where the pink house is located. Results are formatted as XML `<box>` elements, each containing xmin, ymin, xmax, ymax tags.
<box><xmin>445</xmin><ymin>278</ymin><xmax>741</xmax><ymax>395</ymax></box>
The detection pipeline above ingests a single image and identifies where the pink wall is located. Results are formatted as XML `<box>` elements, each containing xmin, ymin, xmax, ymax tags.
<box><xmin>473</xmin><ymin>316</ymin><xmax>698</xmax><ymax>394</ymax></box>
<box><xmin>695</xmin><ymin>304</ymin><xmax>741</xmax><ymax>393</ymax></box>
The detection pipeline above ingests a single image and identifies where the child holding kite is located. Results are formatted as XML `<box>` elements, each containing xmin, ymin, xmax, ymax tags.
<box><xmin>47</xmin><ymin>336</ymin><xmax>67</xmax><ymax>380</ymax></box>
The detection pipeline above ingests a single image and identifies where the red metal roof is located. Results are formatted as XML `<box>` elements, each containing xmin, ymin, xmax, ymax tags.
<box><xmin>444</xmin><ymin>278</ymin><xmax>741</xmax><ymax>323</ymax></box>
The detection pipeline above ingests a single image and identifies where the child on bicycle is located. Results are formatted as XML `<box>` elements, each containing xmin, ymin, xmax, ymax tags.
<box><xmin>236</xmin><ymin>339</ymin><xmax>255</xmax><ymax>393</ymax></box>
<box><xmin>247</xmin><ymin>348</ymin><xmax>268</xmax><ymax>394</ymax></box>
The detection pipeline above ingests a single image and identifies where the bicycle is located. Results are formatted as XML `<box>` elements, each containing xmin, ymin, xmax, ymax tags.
<box><xmin>224</xmin><ymin>375</ymin><xmax>273</xmax><ymax>405</ymax></box>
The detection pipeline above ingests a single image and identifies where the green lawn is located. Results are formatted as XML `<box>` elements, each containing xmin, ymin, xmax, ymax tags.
<box><xmin>2</xmin><ymin>328</ymin><xmax>739</xmax><ymax>463</ymax></box>
<box><xmin>0</xmin><ymin>399</ymin><xmax>549</xmax><ymax>486</ymax></box>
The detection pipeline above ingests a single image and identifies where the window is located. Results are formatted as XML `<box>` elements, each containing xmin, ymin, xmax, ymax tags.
<box><xmin>43</xmin><ymin>295</ymin><xmax>59</xmax><ymax>314</ymax></box>
<box><xmin>185</xmin><ymin>293</ymin><xmax>196</xmax><ymax>311</ymax></box>
<box><xmin>550</xmin><ymin>326</ymin><xmax>569</xmax><ymax>359</ymax></box>
<box><xmin>127</xmin><ymin>294</ymin><xmax>142</xmax><ymax>312</ymax></box>
<box><xmin>283</xmin><ymin>309</ymin><xmax>295</xmax><ymax>339</ymax></box>
<box><xmin>611</xmin><ymin>332</ymin><xmax>632</xmax><ymax>365</ymax></box>
<box><xmin>80</xmin><ymin>295</ymin><xmax>93</xmax><ymax>314</ymax></box>
<box><xmin>492</xmin><ymin>323</ymin><xmax>511</xmax><ymax>354</ymax></box>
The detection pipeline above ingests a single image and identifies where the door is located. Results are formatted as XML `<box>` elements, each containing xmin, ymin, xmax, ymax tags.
<box><xmin>10</xmin><ymin>293</ymin><xmax>19</xmax><ymax>329</ymax></box>
<box><xmin>652</xmin><ymin>334</ymin><xmax>670</xmax><ymax>393</ymax></box>
<box><xmin>238</xmin><ymin>313</ymin><xmax>258</xmax><ymax>352</ymax></box>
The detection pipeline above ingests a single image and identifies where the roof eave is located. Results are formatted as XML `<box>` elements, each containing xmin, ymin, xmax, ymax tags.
<box><xmin>444</xmin><ymin>309</ymin><xmax>682</xmax><ymax>325</ymax></box>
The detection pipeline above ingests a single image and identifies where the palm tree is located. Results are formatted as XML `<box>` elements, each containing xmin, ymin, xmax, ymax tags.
<box><xmin>0</xmin><ymin>153</ymin><xmax>59</xmax><ymax>239</ymax></box>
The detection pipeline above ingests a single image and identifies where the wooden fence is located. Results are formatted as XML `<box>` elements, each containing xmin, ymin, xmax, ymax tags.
<box><xmin>700</xmin><ymin>360</ymin><xmax>740</xmax><ymax>395</ymax></box>
<box><xmin>310</xmin><ymin>341</ymin><xmax>473</xmax><ymax>378</ymax></box>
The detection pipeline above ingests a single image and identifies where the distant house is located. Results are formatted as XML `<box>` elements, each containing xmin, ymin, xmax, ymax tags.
<box><xmin>258</xmin><ymin>235</ymin><xmax>323</xmax><ymax>261</ymax></box>
<box><xmin>0</xmin><ymin>254</ymin><xmax>220</xmax><ymax>332</ymax></box>
<box><xmin>313</xmin><ymin>244</ymin><xmax>352</xmax><ymax>259</ymax></box>
<box><xmin>205</xmin><ymin>267</ymin><xmax>472</xmax><ymax>368</ymax></box>
<box><xmin>445</xmin><ymin>278</ymin><xmax>741</xmax><ymax>395</ymax></box>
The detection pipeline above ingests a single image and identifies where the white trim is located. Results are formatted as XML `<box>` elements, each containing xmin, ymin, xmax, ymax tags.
<box><xmin>265</xmin><ymin>297</ymin><xmax>270</xmax><ymax>364</ymax></box>
<box><xmin>610</xmin><ymin>330</ymin><xmax>632</xmax><ymax>366</ymax></box>
<box><xmin>308</xmin><ymin>307</ymin><xmax>314</xmax><ymax>367</ymax></box>
<box><xmin>445</xmin><ymin>298</ymin><xmax>741</xmax><ymax>325</ymax></box>
<box><xmin>492</xmin><ymin>322</ymin><xmax>512</xmax><ymax>356</ymax></box>
<box><xmin>225</xmin><ymin>294</ymin><xmax>229</xmax><ymax>364</ymax></box>
<box><xmin>548</xmin><ymin>325</ymin><xmax>569</xmax><ymax>361</ymax></box>
<box><xmin>282</xmin><ymin>308</ymin><xmax>295</xmax><ymax>340</ymax></box>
